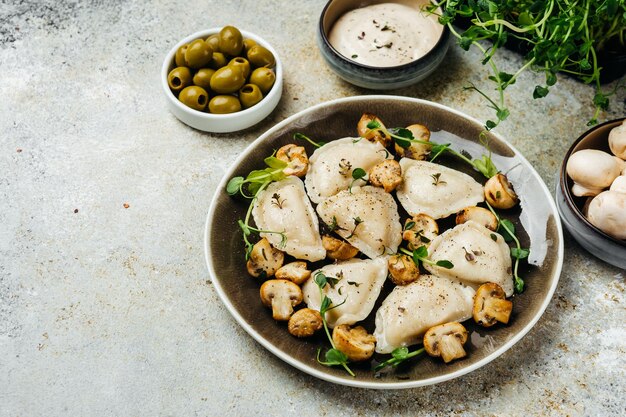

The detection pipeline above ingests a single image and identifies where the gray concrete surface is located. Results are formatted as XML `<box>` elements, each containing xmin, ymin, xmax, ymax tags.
<box><xmin>1</xmin><ymin>1</ymin><xmax>625</xmax><ymax>416</ymax></box>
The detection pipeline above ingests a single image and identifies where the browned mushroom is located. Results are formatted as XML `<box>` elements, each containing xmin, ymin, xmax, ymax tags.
<box><xmin>387</xmin><ymin>254</ymin><xmax>420</xmax><ymax>285</ymax></box>
<box><xmin>402</xmin><ymin>213</ymin><xmax>439</xmax><ymax>249</ymax></box>
<box><xmin>484</xmin><ymin>174</ymin><xmax>519</xmax><ymax>209</ymax></box>
<box><xmin>394</xmin><ymin>124</ymin><xmax>431</xmax><ymax>160</ymax></box>
<box><xmin>456</xmin><ymin>206</ymin><xmax>498</xmax><ymax>231</ymax></box>
<box><xmin>276</xmin><ymin>144</ymin><xmax>309</xmax><ymax>177</ymax></box>
<box><xmin>357</xmin><ymin>113</ymin><xmax>391</xmax><ymax>147</ymax></box>
<box><xmin>275</xmin><ymin>261</ymin><xmax>311</xmax><ymax>285</ymax></box>
<box><xmin>473</xmin><ymin>283</ymin><xmax>513</xmax><ymax>327</ymax></box>
<box><xmin>368</xmin><ymin>159</ymin><xmax>403</xmax><ymax>192</ymax></box>
<box><xmin>322</xmin><ymin>235</ymin><xmax>359</xmax><ymax>260</ymax></box>
<box><xmin>287</xmin><ymin>308</ymin><xmax>323</xmax><ymax>338</ymax></box>
<box><xmin>332</xmin><ymin>324</ymin><xmax>376</xmax><ymax>362</ymax></box>
<box><xmin>246</xmin><ymin>238</ymin><xmax>285</xmax><ymax>278</ymax></box>
<box><xmin>423</xmin><ymin>322</ymin><xmax>468</xmax><ymax>363</ymax></box>
<box><xmin>259</xmin><ymin>279</ymin><xmax>303</xmax><ymax>321</ymax></box>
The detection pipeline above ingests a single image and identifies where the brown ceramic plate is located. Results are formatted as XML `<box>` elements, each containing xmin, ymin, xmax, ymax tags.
<box><xmin>204</xmin><ymin>96</ymin><xmax>563</xmax><ymax>389</ymax></box>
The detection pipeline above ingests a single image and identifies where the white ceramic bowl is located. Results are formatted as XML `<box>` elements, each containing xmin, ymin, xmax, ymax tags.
<box><xmin>161</xmin><ymin>28</ymin><xmax>283</xmax><ymax>133</ymax></box>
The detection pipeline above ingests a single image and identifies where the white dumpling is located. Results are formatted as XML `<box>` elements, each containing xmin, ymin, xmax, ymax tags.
<box><xmin>374</xmin><ymin>275</ymin><xmax>475</xmax><ymax>353</ymax></box>
<box><xmin>396</xmin><ymin>158</ymin><xmax>484</xmax><ymax>219</ymax></box>
<box><xmin>302</xmin><ymin>257</ymin><xmax>388</xmax><ymax>328</ymax></box>
<box><xmin>305</xmin><ymin>137</ymin><xmax>391</xmax><ymax>203</ymax></box>
<box><xmin>424</xmin><ymin>220</ymin><xmax>514</xmax><ymax>296</ymax></box>
<box><xmin>252</xmin><ymin>176</ymin><xmax>325</xmax><ymax>261</ymax></box>
<box><xmin>316</xmin><ymin>186</ymin><xmax>402</xmax><ymax>259</ymax></box>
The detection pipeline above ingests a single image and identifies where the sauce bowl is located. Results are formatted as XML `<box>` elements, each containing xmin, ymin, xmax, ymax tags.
<box><xmin>317</xmin><ymin>0</ymin><xmax>450</xmax><ymax>89</ymax></box>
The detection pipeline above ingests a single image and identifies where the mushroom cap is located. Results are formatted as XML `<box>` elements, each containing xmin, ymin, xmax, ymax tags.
<box><xmin>357</xmin><ymin>113</ymin><xmax>390</xmax><ymax>147</ymax></box>
<box><xmin>246</xmin><ymin>237</ymin><xmax>285</xmax><ymax>278</ymax></box>
<box><xmin>259</xmin><ymin>279</ymin><xmax>303</xmax><ymax>321</ymax></box>
<box><xmin>456</xmin><ymin>206</ymin><xmax>498</xmax><ymax>231</ymax></box>
<box><xmin>322</xmin><ymin>235</ymin><xmax>359</xmax><ymax>260</ymax></box>
<box><xmin>275</xmin><ymin>261</ymin><xmax>311</xmax><ymax>285</ymax></box>
<box><xmin>387</xmin><ymin>254</ymin><xmax>420</xmax><ymax>285</ymax></box>
<box><xmin>587</xmin><ymin>190</ymin><xmax>626</xmax><ymax>240</ymax></box>
<box><xmin>332</xmin><ymin>324</ymin><xmax>376</xmax><ymax>362</ymax></box>
<box><xmin>423</xmin><ymin>322</ymin><xmax>468</xmax><ymax>363</ymax></box>
<box><xmin>472</xmin><ymin>283</ymin><xmax>513</xmax><ymax>327</ymax></box>
<box><xmin>403</xmin><ymin>213</ymin><xmax>439</xmax><ymax>249</ymax></box>
<box><xmin>368</xmin><ymin>159</ymin><xmax>403</xmax><ymax>193</ymax></box>
<box><xmin>608</xmin><ymin>121</ymin><xmax>626</xmax><ymax>159</ymax></box>
<box><xmin>571</xmin><ymin>183</ymin><xmax>603</xmax><ymax>197</ymax></box>
<box><xmin>288</xmin><ymin>308</ymin><xmax>323</xmax><ymax>338</ymax></box>
<box><xmin>276</xmin><ymin>144</ymin><xmax>309</xmax><ymax>177</ymax></box>
<box><xmin>610</xmin><ymin>175</ymin><xmax>626</xmax><ymax>194</ymax></box>
<box><xmin>394</xmin><ymin>124</ymin><xmax>431</xmax><ymax>160</ymax></box>
<box><xmin>484</xmin><ymin>173</ymin><xmax>518</xmax><ymax>209</ymax></box>
<box><xmin>566</xmin><ymin>149</ymin><xmax>622</xmax><ymax>190</ymax></box>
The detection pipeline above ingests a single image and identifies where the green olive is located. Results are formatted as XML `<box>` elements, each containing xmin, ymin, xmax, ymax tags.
<box><xmin>192</xmin><ymin>68</ymin><xmax>216</xmax><ymax>90</ymax></box>
<box><xmin>242</xmin><ymin>38</ymin><xmax>257</xmax><ymax>55</ymax></box>
<box><xmin>218</xmin><ymin>25</ymin><xmax>244</xmax><ymax>56</ymax></box>
<box><xmin>175</xmin><ymin>44</ymin><xmax>189</xmax><ymax>67</ymax></box>
<box><xmin>247</xmin><ymin>44</ymin><xmax>275</xmax><ymax>68</ymax></box>
<box><xmin>178</xmin><ymin>86</ymin><xmax>209</xmax><ymax>111</ymax></box>
<box><xmin>228</xmin><ymin>57</ymin><xmax>251</xmax><ymax>79</ymax></box>
<box><xmin>168</xmin><ymin>67</ymin><xmax>192</xmax><ymax>92</ymax></box>
<box><xmin>239</xmin><ymin>84</ymin><xmax>264</xmax><ymax>109</ymax></box>
<box><xmin>209</xmin><ymin>95</ymin><xmax>242</xmax><ymax>114</ymax></box>
<box><xmin>185</xmin><ymin>39</ymin><xmax>213</xmax><ymax>69</ymax></box>
<box><xmin>210</xmin><ymin>65</ymin><xmax>246</xmax><ymax>94</ymax></box>
<box><xmin>209</xmin><ymin>52</ymin><xmax>228</xmax><ymax>70</ymax></box>
<box><xmin>205</xmin><ymin>34</ymin><xmax>220</xmax><ymax>52</ymax></box>
<box><xmin>249</xmin><ymin>67</ymin><xmax>276</xmax><ymax>94</ymax></box>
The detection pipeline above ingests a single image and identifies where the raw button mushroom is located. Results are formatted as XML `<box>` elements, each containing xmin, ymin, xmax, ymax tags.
<box><xmin>587</xmin><ymin>190</ymin><xmax>626</xmax><ymax>240</ymax></box>
<box><xmin>484</xmin><ymin>173</ymin><xmax>519</xmax><ymax>209</ymax></box>
<box><xmin>423</xmin><ymin>322</ymin><xmax>469</xmax><ymax>363</ymax></box>
<box><xmin>402</xmin><ymin>213</ymin><xmax>439</xmax><ymax>250</ymax></box>
<box><xmin>368</xmin><ymin>159</ymin><xmax>403</xmax><ymax>192</ymax></box>
<box><xmin>566</xmin><ymin>149</ymin><xmax>623</xmax><ymax>197</ymax></box>
<box><xmin>357</xmin><ymin>113</ymin><xmax>391</xmax><ymax>147</ymax></box>
<box><xmin>275</xmin><ymin>261</ymin><xmax>311</xmax><ymax>285</ymax></box>
<box><xmin>456</xmin><ymin>206</ymin><xmax>498</xmax><ymax>231</ymax></box>
<box><xmin>288</xmin><ymin>308</ymin><xmax>323</xmax><ymax>338</ymax></box>
<box><xmin>322</xmin><ymin>235</ymin><xmax>359</xmax><ymax>260</ymax></box>
<box><xmin>472</xmin><ymin>283</ymin><xmax>513</xmax><ymax>327</ymax></box>
<box><xmin>260</xmin><ymin>279</ymin><xmax>303</xmax><ymax>321</ymax></box>
<box><xmin>609</xmin><ymin>175</ymin><xmax>626</xmax><ymax>194</ymax></box>
<box><xmin>332</xmin><ymin>324</ymin><xmax>376</xmax><ymax>362</ymax></box>
<box><xmin>246</xmin><ymin>237</ymin><xmax>285</xmax><ymax>278</ymax></box>
<box><xmin>608</xmin><ymin>120</ymin><xmax>626</xmax><ymax>159</ymax></box>
<box><xmin>276</xmin><ymin>144</ymin><xmax>309</xmax><ymax>177</ymax></box>
<box><xmin>387</xmin><ymin>254</ymin><xmax>420</xmax><ymax>285</ymax></box>
<box><xmin>394</xmin><ymin>124</ymin><xmax>431</xmax><ymax>160</ymax></box>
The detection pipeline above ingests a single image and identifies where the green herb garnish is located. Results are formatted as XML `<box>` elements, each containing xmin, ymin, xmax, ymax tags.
<box><xmin>374</xmin><ymin>346</ymin><xmax>425</xmax><ymax>372</ymax></box>
<box><xmin>400</xmin><ymin>246</ymin><xmax>454</xmax><ymax>269</ymax></box>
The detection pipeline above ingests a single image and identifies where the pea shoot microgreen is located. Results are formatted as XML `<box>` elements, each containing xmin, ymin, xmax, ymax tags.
<box><xmin>294</xmin><ymin>132</ymin><xmax>325</xmax><ymax>148</ymax></box>
<box><xmin>314</xmin><ymin>271</ymin><xmax>354</xmax><ymax>376</ymax></box>
<box><xmin>349</xmin><ymin>167</ymin><xmax>368</xmax><ymax>192</ymax></box>
<box><xmin>486</xmin><ymin>202</ymin><xmax>528</xmax><ymax>293</ymax></box>
<box><xmin>399</xmin><ymin>246</ymin><xmax>454</xmax><ymax>269</ymax></box>
<box><xmin>374</xmin><ymin>346</ymin><xmax>425</xmax><ymax>372</ymax></box>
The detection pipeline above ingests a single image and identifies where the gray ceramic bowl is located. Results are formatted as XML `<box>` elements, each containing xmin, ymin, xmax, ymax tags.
<box><xmin>556</xmin><ymin>117</ymin><xmax>626</xmax><ymax>269</ymax></box>
<box><xmin>317</xmin><ymin>0</ymin><xmax>450</xmax><ymax>90</ymax></box>
<box><xmin>205</xmin><ymin>96</ymin><xmax>563</xmax><ymax>389</ymax></box>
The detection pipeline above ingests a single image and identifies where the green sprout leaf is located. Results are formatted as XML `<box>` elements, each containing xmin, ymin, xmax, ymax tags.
<box><xmin>226</xmin><ymin>176</ymin><xmax>244</xmax><ymax>195</ymax></box>
<box><xmin>511</xmin><ymin>247</ymin><xmax>530</xmax><ymax>260</ymax></box>
<box><xmin>352</xmin><ymin>167</ymin><xmax>367</xmax><ymax>180</ymax></box>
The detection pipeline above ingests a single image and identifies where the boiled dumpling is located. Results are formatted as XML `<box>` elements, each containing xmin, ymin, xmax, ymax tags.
<box><xmin>305</xmin><ymin>137</ymin><xmax>392</xmax><ymax>203</ymax></box>
<box><xmin>396</xmin><ymin>158</ymin><xmax>484</xmax><ymax>219</ymax></box>
<box><xmin>252</xmin><ymin>176</ymin><xmax>325</xmax><ymax>261</ymax></box>
<box><xmin>302</xmin><ymin>257</ymin><xmax>388</xmax><ymax>328</ymax></box>
<box><xmin>424</xmin><ymin>220</ymin><xmax>514</xmax><ymax>296</ymax></box>
<box><xmin>374</xmin><ymin>274</ymin><xmax>475</xmax><ymax>353</ymax></box>
<box><xmin>316</xmin><ymin>186</ymin><xmax>402</xmax><ymax>259</ymax></box>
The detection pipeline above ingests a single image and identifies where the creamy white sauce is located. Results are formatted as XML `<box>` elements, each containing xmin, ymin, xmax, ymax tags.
<box><xmin>328</xmin><ymin>2</ymin><xmax>443</xmax><ymax>67</ymax></box>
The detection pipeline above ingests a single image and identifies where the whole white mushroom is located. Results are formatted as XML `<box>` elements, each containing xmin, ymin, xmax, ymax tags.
<box><xmin>587</xmin><ymin>191</ymin><xmax>626</xmax><ymax>240</ymax></box>
<box><xmin>610</xmin><ymin>175</ymin><xmax>626</xmax><ymax>194</ymax></box>
<box><xmin>608</xmin><ymin>120</ymin><xmax>626</xmax><ymax>159</ymax></box>
<box><xmin>566</xmin><ymin>149</ymin><xmax>623</xmax><ymax>197</ymax></box>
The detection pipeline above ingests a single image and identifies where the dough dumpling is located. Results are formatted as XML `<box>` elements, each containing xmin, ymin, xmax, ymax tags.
<box><xmin>302</xmin><ymin>257</ymin><xmax>388</xmax><ymax>328</ymax></box>
<box><xmin>396</xmin><ymin>158</ymin><xmax>484</xmax><ymax>219</ymax></box>
<box><xmin>252</xmin><ymin>176</ymin><xmax>325</xmax><ymax>261</ymax></box>
<box><xmin>374</xmin><ymin>275</ymin><xmax>475</xmax><ymax>353</ymax></box>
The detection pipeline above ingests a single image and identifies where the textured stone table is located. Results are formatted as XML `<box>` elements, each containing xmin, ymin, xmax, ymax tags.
<box><xmin>1</xmin><ymin>1</ymin><xmax>624</xmax><ymax>416</ymax></box>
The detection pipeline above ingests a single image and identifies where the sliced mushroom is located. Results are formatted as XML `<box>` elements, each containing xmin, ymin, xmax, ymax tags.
<box><xmin>357</xmin><ymin>113</ymin><xmax>391</xmax><ymax>147</ymax></box>
<box><xmin>394</xmin><ymin>123</ymin><xmax>431</xmax><ymax>160</ymax></box>
<box><xmin>275</xmin><ymin>261</ymin><xmax>311</xmax><ymax>285</ymax></box>
<box><xmin>402</xmin><ymin>213</ymin><xmax>439</xmax><ymax>249</ymax></box>
<box><xmin>472</xmin><ymin>283</ymin><xmax>513</xmax><ymax>327</ymax></box>
<box><xmin>387</xmin><ymin>254</ymin><xmax>420</xmax><ymax>285</ymax></box>
<box><xmin>456</xmin><ymin>206</ymin><xmax>498</xmax><ymax>231</ymax></box>
<box><xmin>484</xmin><ymin>173</ymin><xmax>518</xmax><ymax>209</ymax></box>
<box><xmin>608</xmin><ymin>120</ymin><xmax>626</xmax><ymax>159</ymax></box>
<box><xmin>332</xmin><ymin>324</ymin><xmax>376</xmax><ymax>362</ymax></box>
<box><xmin>259</xmin><ymin>279</ymin><xmax>303</xmax><ymax>321</ymax></box>
<box><xmin>587</xmin><ymin>190</ymin><xmax>626</xmax><ymax>240</ymax></box>
<box><xmin>566</xmin><ymin>149</ymin><xmax>623</xmax><ymax>192</ymax></box>
<box><xmin>246</xmin><ymin>237</ymin><xmax>285</xmax><ymax>278</ymax></box>
<box><xmin>288</xmin><ymin>308</ymin><xmax>323</xmax><ymax>338</ymax></box>
<box><xmin>368</xmin><ymin>159</ymin><xmax>403</xmax><ymax>192</ymax></box>
<box><xmin>276</xmin><ymin>144</ymin><xmax>309</xmax><ymax>177</ymax></box>
<box><xmin>322</xmin><ymin>235</ymin><xmax>359</xmax><ymax>260</ymax></box>
<box><xmin>423</xmin><ymin>322</ymin><xmax>468</xmax><ymax>363</ymax></box>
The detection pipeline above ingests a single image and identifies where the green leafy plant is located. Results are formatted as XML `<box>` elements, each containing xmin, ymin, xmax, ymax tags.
<box><xmin>374</xmin><ymin>346</ymin><xmax>426</xmax><ymax>372</ymax></box>
<box><xmin>399</xmin><ymin>246</ymin><xmax>455</xmax><ymax>269</ymax></box>
<box><xmin>429</xmin><ymin>0</ymin><xmax>626</xmax><ymax>127</ymax></box>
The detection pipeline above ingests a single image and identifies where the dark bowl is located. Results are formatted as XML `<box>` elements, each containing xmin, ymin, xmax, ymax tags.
<box><xmin>205</xmin><ymin>96</ymin><xmax>564</xmax><ymax>389</ymax></box>
<box><xmin>556</xmin><ymin>117</ymin><xmax>626</xmax><ymax>269</ymax></box>
<box><xmin>317</xmin><ymin>0</ymin><xmax>450</xmax><ymax>90</ymax></box>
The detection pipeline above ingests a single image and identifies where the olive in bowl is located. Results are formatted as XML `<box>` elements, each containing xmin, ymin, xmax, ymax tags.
<box><xmin>162</xmin><ymin>27</ymin><xmax>283</xmax><ymax>133</ymax></box>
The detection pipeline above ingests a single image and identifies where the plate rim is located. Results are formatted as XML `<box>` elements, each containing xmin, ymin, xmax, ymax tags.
<box><xmin>204</xmin><ymin>95</ymin><xmax>564</xmax><ymax>389</ymax></box>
